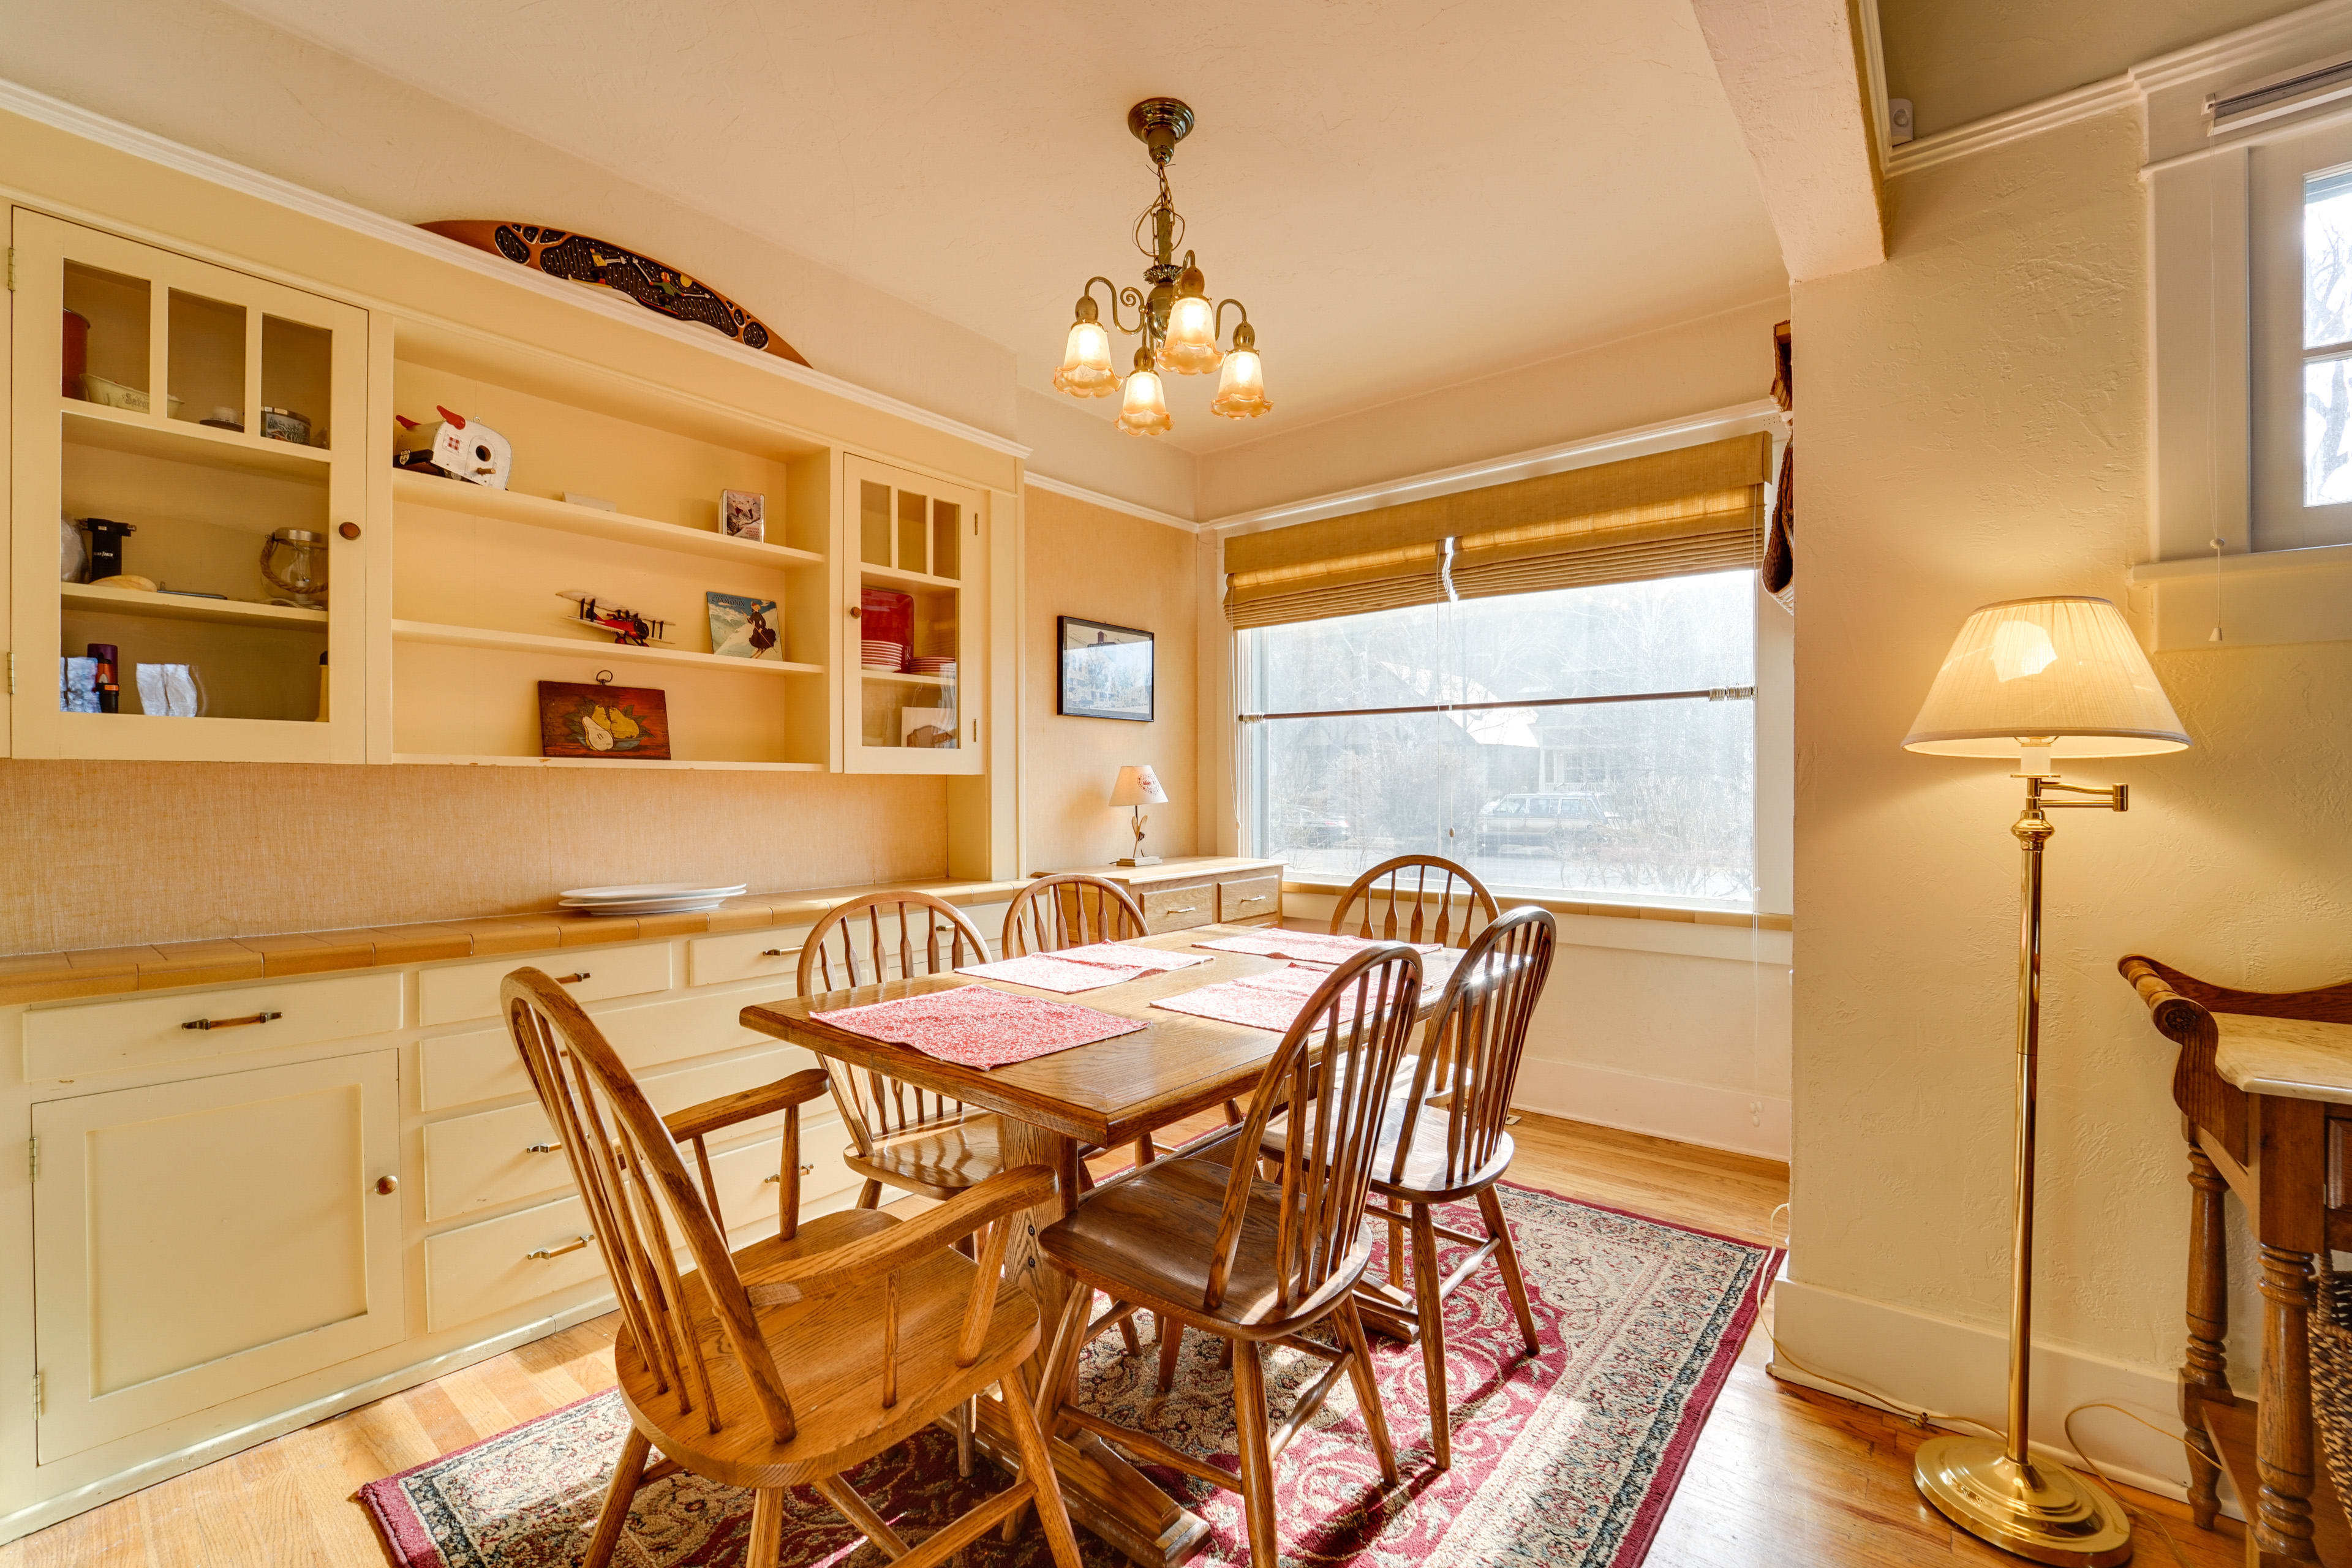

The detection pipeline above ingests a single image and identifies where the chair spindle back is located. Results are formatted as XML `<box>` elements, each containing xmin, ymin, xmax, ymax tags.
<box><xmin>1003</xmin><ymin>873</ymin><xmax>1150</xmax><ymax>956</ymax></box>
<box><xmin>1392</xmin><ymin>907</ymin><xmax>1556</xmax><ymax>1190</ymax></box>
<box><xmin>797</xmin><ymin>892</ymin><xmax>993</xmax><ymax>1158</ymax></box>
<box><xmin>1330</xmin><ymin>854</ymin><xmax>1499</xmax><ymax>950</ymax></box>
<box><xmin>501</xmin><ymin>967</ymin><xmax>797</xmax><ymax>1443</ymax></box>
<box><xmin>1217</xmin><ymin>944</ymin><xmax>1423</xmax><ymax>1315</ymax></box>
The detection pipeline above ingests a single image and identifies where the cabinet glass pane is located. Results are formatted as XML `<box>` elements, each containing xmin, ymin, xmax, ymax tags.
<box><xmin>860</xmin><ymin>480</ymin><xmax>892</xmax><ymax>567</ymax></box>
<box><xmin>167</xmin><ymin>288</ymin><xmax>245</xmax><ymax>429</ymax></box>
<box><xmin>861</xmin><ymin>673</ymin><xmax>957</xmax><ymax>748</ymax></box>
<box><xmin>63</xmin><ymin>263</ymin><xmax>149</xmax><ymax>406</ymax></box>
<box><xmin>260</xmin><ymin>315</ymin><xmax>333</xmax><ymax>448</ymax></box>
<box><xmin>931</xmin><ymin>498</ymin><xmax>960</xmax><ymax>581</ymax></box>
<box><xmin>897</xmin><ymin>489</ymin><xmax>928</xmax><ymax>575</ymax></box>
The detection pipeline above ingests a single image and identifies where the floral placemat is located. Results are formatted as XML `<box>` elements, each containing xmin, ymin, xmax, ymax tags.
<box><xmin>812</xmin><ymin>983</ymin><xmax>1142</xmax><ymax>1068</ymax></box>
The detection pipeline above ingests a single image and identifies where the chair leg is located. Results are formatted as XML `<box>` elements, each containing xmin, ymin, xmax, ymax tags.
<box><xmin>955</xmin><ymin>1394</ymin><xmax>973</xmax><ymax>1478</ymax></box>
<box><xmin>1230</xmin><ymin>1340</ymin><xmax>1281</xmax><ymax>1568</ymax></box>
<box><xmin>1118</xmin><ymin>1310</ymin><xmax>1142</xmax><ymax>1355</ymax></box>
<box><xmin>817</xmin><ymin>1474</ymin><xmax>911</xmax><ymax>1558</ymax></box>
<box><xmin>856</xmin><ymin>1178</ymin><xmax>883</xmax><ymax>1210</ymax></box>
<box><xmin>1224</xmin><ymin>1099</ymin><xmax>1244</xmax><ymax>1125</ymax></box>
<box><xmin>582</xmin><ymin>1425</ymin><xmax>649</xmax><ymax>1568</ymax></box>
<box><xmin>1133</xmin><ymin>1132</ymin><xmax>1156</xmax><ymax>1169</ymax></box>
<box><xmin>1336</xmin><ymin>1297</ymin><xmax>1400</xmax><ymax>1487</ymax></box>
<box><xmin>1382</xmin><ymin>1205</ymin><xmax>1406</xmax><ymax>1289</ymax></box>
<box><xmin>1156</xmin><ymin>1320</ymin><xmax>1184</xmax><ymax>1393</ymax></box>
<box><xmin>1477</xmin><ymin>1185</ymin><xmax>1540</xmax><ymax>1355</ymax></box>
<box><xmin>747</xmin><ymin>1486</ymin><xmax>786</xmax><ymax>1568</ymax></box>
<box><xmin>1003</xmin><ymin>1371</ymin><xmax>1085</xmax><ymax>1568</ymax></box>
<box><xmin>1409</xmin><ymin>1200</ymin><xmax>1452</xmax><ymax>1469</ymax></box>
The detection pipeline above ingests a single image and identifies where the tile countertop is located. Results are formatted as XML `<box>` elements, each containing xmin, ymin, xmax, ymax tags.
<box><xmin>2213</xmin><ymin>1012</ymin><xmax>2352</xmax><ymax>1106</ymax></box>
<box><xmin>0</xmin><ymin>876</ymin><xmax>1033</xmax><ymax>1008</ymax></box>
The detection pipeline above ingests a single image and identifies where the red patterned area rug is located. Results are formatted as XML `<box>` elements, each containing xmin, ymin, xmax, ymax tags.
<box><xmin>359</xmin><ymin>1184</ymin><xmax>1777</xmax><ymax>1568</ymax></box>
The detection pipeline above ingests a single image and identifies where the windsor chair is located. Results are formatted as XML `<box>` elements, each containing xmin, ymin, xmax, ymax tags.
<box><xmin>1328</xmin><ymin>854</ymin><xmax>1499</xmax><ymax>949</ymax></box>
<box><xmin>500</xmin><ymin>968</ymin><xmax>1082</xmax><ymax>1568</ymax></box>
<box><xmin>1034</xmin><ymin>944</ymin><xmax>1423</xmax><ymax>1568</ymax></box>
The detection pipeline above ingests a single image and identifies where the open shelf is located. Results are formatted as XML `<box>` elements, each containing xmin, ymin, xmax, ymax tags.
<box><xmin>391</xmin><ymin>469</ymin><xmax>823</xmax><ymax>569</ymax></box>
<box><xmin>62</xmin><ymin>398</ymin><xmax>331</xmax><ymax>482</ymax></box>
<box><xmin>860</xmin><ymin>561</ymin><xmax>962</xmax><ymax>591</ymax></box>
<box><xmin>62</xmin><ymin>581</ymin><xmax>326</xmax><ymax>629</ymax></box>
<box><xmin>391</xmin><ymin>619</ymin><xmax>824</xmax><ymax>677</ymax></box>
<box><xmin>860</xmin><ymin>668</ymin><xmax>956</xmax><ymax>687</ymax></box>
<box><xmin>392</xmin><ymin>752</ymin><xmax>824</xmax><ymax>773</ymax></box>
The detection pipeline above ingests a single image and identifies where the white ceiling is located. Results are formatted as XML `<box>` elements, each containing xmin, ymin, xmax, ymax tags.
<box><xmin>219</xmin><ymin>0</ymin><xmax>1789</xmax><ymax>454</ymax></box>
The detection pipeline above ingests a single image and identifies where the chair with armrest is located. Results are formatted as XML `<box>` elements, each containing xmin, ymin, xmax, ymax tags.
<box><xmin>500</xmin><ymin>967</ymin><xmax>1082</xmax><ymax>1568</ymax></box>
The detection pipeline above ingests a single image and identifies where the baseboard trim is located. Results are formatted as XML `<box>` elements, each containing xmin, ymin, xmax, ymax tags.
<box><xmin>1513</xmin><ymin>1058</ymin><xmax>1792</xmax><ymax>1161</ymax></box>
<box><xmin>1771</xmin><ymin>1276</ymin><xmax>2241</xmax><ymax>1520</ymax></box>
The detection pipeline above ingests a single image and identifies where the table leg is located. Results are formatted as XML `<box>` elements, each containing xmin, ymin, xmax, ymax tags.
<box><xmin>2257</xmin><ymin>1241</ymin><xmax>2321</xmax><ymax>1564</ymax></box>
<box><xmin>986</xmin><ymin>1117</ymin><xmax>1213</xmax><ymax>1568</ymax></box>
<box><xmin>2184</xmin><ymin>1141</ymin><xmax>2230</xmax><ymax>1531</ymax></box>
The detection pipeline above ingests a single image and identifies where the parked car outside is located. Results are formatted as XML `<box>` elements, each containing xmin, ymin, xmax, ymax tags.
<box><xmin>1275</xmin><ymin>809</ymin><xmax>1351</xmax><ymax>848</ymax></box>
<box><xmin>1472</xmin><ymin>792</ymin><xmax>1618</xmax><ymax>854</ymax></box>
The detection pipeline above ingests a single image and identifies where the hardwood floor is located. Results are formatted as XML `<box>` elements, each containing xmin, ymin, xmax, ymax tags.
<box><xmin>0</xmin><ymin>1110</ymin><xmax>2239</xmax><ymax>1567</ymax></box>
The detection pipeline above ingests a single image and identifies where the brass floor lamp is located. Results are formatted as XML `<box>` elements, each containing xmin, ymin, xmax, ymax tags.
<box><xmin>1901</xmin><ymin>597</ymin><xmax>2192</xmax><ymax>1567</ymax></box>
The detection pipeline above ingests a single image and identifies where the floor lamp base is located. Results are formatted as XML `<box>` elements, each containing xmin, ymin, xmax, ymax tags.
<box><xmin>1915</xmin><ymin>1436</ymin><xmax>2133</xmax><ymax>1566</ymax></box>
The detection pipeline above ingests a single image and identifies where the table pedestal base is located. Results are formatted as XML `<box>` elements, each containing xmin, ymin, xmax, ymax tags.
<box><xmin>973</xmin><ymin>1393</ymin><xmax>1213</xmax><ymax>1567</ymax></box>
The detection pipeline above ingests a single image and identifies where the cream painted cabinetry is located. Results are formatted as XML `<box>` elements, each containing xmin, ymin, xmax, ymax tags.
<box><xmin>844</xmin><ymin>454</ymin><xmax>983</xmax><ymax>774</ymax></box>
<box><xmin>29</xmin><ymin>1052</ymin><xmax>404</xmax><ymax>1461</ymax></box>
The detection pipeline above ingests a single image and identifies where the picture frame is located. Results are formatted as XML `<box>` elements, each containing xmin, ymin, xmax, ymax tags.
<box><xmin>706</xmin><ymin>590</ymin><xmax>782</xmax><ymax>660</ymax></box>
<box><xmin>538</xmin><ymin>678</ymin><xmax>672</xmax><ymax>759</ymax></box>
<box><xmin>721</xmin><ymin>488</ymin><xmax>766</xmax><ymax>541</ymax></box>
<box><xmin>1057</xmin><ymin>616</ymin><xmax>1155</xmax><ymax>722</ymax></box>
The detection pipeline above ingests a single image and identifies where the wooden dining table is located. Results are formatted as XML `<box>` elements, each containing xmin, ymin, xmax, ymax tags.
<box><xmin>740</xmin><ymin>923</ymin><xmax>1450</xmax><ymax>1568</ymax></box>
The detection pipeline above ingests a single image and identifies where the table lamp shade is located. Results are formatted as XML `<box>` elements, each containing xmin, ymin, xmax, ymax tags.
<box><xmin>1902</xmin><ymin>596</ymin><xmax>2190</xmax><ymax>760</ymax></box>
<box><xmin>1109</xmin><ymin>764</ymin><xmax>1169</xmax><ymax>808</ymax></box>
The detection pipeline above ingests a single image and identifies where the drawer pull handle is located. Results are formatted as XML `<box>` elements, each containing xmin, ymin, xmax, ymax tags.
<box><xmin>524</xmin><ymin>1141</ymin><xmax>564</xmax><ymax>1155</ymax></box>
<box><xmin>1234</xmin><ymin>896</ymin><xmax>1269</xmax><ymax>905</ymax></box>
<box><xmin>181</xmin><ymin>1010</ymin><xmax>282</xmax><ymax>1031</ymax></box>
<box><xmin>526</xmin><ymin>1236</ymin><xmax>590</xmax><ymax>1261</ymax></box>
<box><xmin>555</xmin><ymin>971</ymin><xmax>592</xmax><ymax>984</ymax></box>
<box><xmin>763</xmin><ymin>1166</ymin><xmax>818</xmax><ymax>1183</ymax></box>
<box><xmin>761</xmin><ymin>948</ymin><xmax>786</xmax><ymax>957</ymax></box>
<box><xmin>1164</xmin><ymin>905</ymin><xmax>1200</xmax><ymax>914</ymax></box>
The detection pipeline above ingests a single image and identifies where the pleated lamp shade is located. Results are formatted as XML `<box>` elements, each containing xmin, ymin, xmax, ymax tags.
<box><xmin>1903</xmin><ymin>597</ymin><xmax>2191</xmax><ymax>760</ymax></box>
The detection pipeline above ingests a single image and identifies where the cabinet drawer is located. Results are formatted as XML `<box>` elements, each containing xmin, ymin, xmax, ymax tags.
<box><xmin>24</xmin><ymin>970</ymin><xmax>404</xmax><ymax>1082</ymax></box>
<box><xmin>418</xmin><ymin>943</ymin><xmax>672</xmax><ymax>1026</ymax></box>
<box><xmin>418</xmin><ymin>987</ymin><xmax>785</xmax><ymax>1112</ymax></box>
<box><xmin>1218</xmin><ymin>875</ymin><xmax>1282</xmax><ymax>925</ymax></box>
<box><xmin>688</xmin><ymin>926</ymin><xmax>812</xmax><ymax>989</ymax></box>
<box><xmin>1140</xmin><ymin>882</ymin><xmax>1217</xmax><ymax>935</ymax></box>
<box><xmin>421</xmin><ymin>1044</ymin><xmax>826</xmax><ymax>1219</ymax></box>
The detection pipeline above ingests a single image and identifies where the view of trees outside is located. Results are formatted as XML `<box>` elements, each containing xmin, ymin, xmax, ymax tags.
<box><xmin>2305</xmin><ymin>167</ymin><xmax>2352</xmax><ymax>505</ymax></box>
<box><xmin>1247</xmin><ymin>570</ymin><xmax>1757</xmax><ymax>907</ymax></box>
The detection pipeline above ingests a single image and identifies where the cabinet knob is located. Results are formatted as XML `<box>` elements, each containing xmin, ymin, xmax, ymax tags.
<box><xmin>848</xmin><ymin>606</ymin><xmax>862</xmax><ymax>619</ymax></box>
<box><xmin>338</xmin><ymin>522</ymin><xmax>361</xmax><ymax>540</ymax></box>
<box><xmin>374</xmin><ymin>1175</ymin><xmax>399</xmax><ymax>1195</ymax></box>
<box><xmin>555</xmin><ymin>971</ymin><xmax>590</xmax><ymax>984</ymax></box>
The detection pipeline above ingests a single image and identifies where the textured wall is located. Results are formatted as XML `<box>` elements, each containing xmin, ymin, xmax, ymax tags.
<box><xmin>1019</xmin><ymin>489</ymin><xmax>1200</xmax><ymax>872</ymax></box>
<box><xmin>1789</xmin><ymin>102</ymin><xmax>2352</xmax><ymax>1379</ymax></box>
<box><xmin>0</xmin><ymin>762</ymin><xmax>946</xmax><ymax>954</ymax></box>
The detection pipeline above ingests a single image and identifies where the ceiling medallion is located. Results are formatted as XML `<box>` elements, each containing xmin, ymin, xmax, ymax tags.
<box><xmin>1052</xmin><ymin>97</ymin><xmax>1271</xmax><ymax>435</ymax></box>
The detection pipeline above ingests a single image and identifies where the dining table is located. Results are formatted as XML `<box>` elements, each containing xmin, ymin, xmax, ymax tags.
<box><xmin>740</xmin><ymin>922</ymin><xmax>1452</xmax><ymax>1568</ymax></box>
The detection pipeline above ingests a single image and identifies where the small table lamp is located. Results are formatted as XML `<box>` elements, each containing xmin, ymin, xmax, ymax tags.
<box><xmin>1109</xmin><ymin>764</ymin><xmax>1167</xmax><ymax>867</ymax></box>
<box><xmin>1902</xmin><ymin>596</ymin><xmax>2191</xmax><ymax>1567</ymax></box>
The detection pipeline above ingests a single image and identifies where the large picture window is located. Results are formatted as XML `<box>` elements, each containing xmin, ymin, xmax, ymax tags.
<box><xmin>1243</xmin><ymin>570</ymin><xmax>1757</xmax><ymax>907</ymax></box>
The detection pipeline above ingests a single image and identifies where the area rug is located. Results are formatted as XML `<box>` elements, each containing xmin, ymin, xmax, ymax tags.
<box><xmin>359</xmin><ymin>1185</ymin><xmax>1777</xmax><ymax>1568</ymax></box>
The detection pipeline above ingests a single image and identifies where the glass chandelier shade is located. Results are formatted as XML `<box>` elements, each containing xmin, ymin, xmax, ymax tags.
<box><xmin>1115</xmin><ymin>349</ymin><xmax>1172</xmax><ymax>437</ymax></box>
<box><xmin>1053</xmin><ymin>317</ymin><xmax>1118</xmax><ymax>397</ymax></box>
<box><xmin>1210</xmin><ymin>323</ymin><xmax>1271</xmax><ymax>418</ymax></box>
<box><xmin>1156</xmin><ymin>272</ymin><xmax>1223</xmax><ymax>375</ymax></box>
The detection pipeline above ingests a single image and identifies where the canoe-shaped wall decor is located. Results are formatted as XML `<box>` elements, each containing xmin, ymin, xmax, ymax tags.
<box><xmin>419</xmin><ymin>221</ymin><xmax>809</xmax><ymax>367</ymax></box>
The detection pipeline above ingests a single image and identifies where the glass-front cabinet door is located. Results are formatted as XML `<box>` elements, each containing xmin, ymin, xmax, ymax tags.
<box><xmin>843</xmin><ymin>454</ymin><xmax>981</xmax><ymax>774</ymax></box>
<box><xmin>9</xmin><ymin>209</ymin><xmax>369</xmax><ymax>761</ymax></box>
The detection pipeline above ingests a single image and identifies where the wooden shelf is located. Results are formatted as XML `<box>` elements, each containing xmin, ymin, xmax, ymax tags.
<box><xmin>859</xmin><ymin>561</ymin><xmax>962</xmax><ymax>591</ymax></box>
<box><xmin>391</xmin><ymin>469</ymin><xmax>823</xmax><ymax>569</ymax></box>
<box><xmin>61</xmin><ymin>582</ymin><xmax>327</xmax><ymax>629</ymax></box>
<box><xmin>393</xmin><ymin>752</ymin><xmax>824</xmax><ymax>773</ymax></box>
<box><xmin>861</xmin><ymin>668</ymin><xmax>957</xmax><ymax>687</ymax></box>
<box><xmin>391</xmin><ymin>619</ymin><xmax>824</xmax><ymax>677</ymax></box>
<box><xmin>61</xmin><ymin>398</ymin><xmax>332</xmax><ymax>482</ymax></box>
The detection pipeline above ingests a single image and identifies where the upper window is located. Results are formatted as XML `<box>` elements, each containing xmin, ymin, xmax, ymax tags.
<box><xmin>2253</xmin><ymin>120</ymin><xmax>2352</xmax><ymax>548</ymax></box>
<box><xmin>1243</xmin><ymin>570</ymin><xmax>1755</xmax><ymax>908</ymax></box>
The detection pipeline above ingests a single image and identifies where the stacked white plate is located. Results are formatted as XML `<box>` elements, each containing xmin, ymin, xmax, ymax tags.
<box><xmin>910</xmin><ymin>655</ymin><xmax>956</xmax><ymax>677</ymax></box>
<box><xmin>861</xmin><ymin>638</ymin><xmax>907</xmax><ymax>672</ymax></box>
<box><xmin>559</xmin><ymin>881</ymin><xmax>748</xmax><ymax>917</ymax></box>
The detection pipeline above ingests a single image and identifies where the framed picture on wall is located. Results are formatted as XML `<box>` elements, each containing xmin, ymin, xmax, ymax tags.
<box><xmin>1057</xmin><ymin>616</ymin><xmax>1154</xmax><ymax>722</ymax></box>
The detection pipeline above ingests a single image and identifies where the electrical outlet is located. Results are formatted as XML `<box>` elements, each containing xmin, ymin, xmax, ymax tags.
<box><xmin>1749</xmin><ymin>1099</ymin><xmax>1762</xmax><ymax>1126</ymax></box>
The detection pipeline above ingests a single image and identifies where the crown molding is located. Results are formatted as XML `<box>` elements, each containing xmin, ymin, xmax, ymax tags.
<box><xmin>2131</xmin><ymin>0</ymin><xmax>2352</xmax><ymax>92</ymax></box>
<box><xmin>1883</xmin><ymin>75</ymin><xmax>2140</xmax><ymax>179</ymax></box>
<box><xmin>0</xmin><ymin>74</ymin><xmax>1032</xmax><ymax>461</ymax></box>
<box><xmin>1203</xmin><ymin>399</ymin><xmax>1782</xmax><ymax>538</ymax></box>
<box><xmin>1023</xmin><ymin>472</ymin><xmax>1197</xmax><ymax>532</ymax></box>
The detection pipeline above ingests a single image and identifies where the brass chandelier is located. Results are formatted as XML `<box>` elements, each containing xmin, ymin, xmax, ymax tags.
<box><xmin>1052</xmin><ymin>97</ymin><xmax>1270</xmax><ymax>436</ymax></box>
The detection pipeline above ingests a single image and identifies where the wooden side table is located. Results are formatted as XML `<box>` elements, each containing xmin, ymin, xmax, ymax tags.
<box><xmin>1045</xmin><ymin>856</ymin><xmax>1286</xmax><ymax>937</ymax></box>
<box><xmin>2123</xmin><ymin>955</ymin><xmax>2352</xmax><ymax>1567</ymax></box>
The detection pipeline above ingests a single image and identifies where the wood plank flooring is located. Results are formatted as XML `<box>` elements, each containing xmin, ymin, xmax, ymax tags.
<box><xmin>0</xmin><ymin>1110</ymin><xmax>2239</xmax><ymax>1567</ymax></box>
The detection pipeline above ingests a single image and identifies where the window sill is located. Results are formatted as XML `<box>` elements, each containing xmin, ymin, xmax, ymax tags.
<box><xmin>1279</xmin><ymin>878</ymin><xmax>1790</xmax><ymax>932</ymax></box>
<box><xmin>2128</xmin><ymin>544</ymin><xmax>2352</xmax><ymax>650</ymax></box>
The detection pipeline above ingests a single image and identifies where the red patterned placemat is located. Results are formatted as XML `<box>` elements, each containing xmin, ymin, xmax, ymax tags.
<box><xmin>813</xmin><ymin>982</ymin><xmax>1143</xmax><ymax>1068</ymax></box>
<box><xmin>1198</xmin><ymin>929</ymin><xmax>1444</xmax><ymax>965</ymax></box>
<box><xmin>1054</xmin><ymin>941</ymin><xmax>1213</xmax><ymax>972</ymax></box>
<box><xmin>1152</xmin><ymin>964</ymin><xmax>1360</xmax><ymax>1033</ymax></box>
<box><xmin>954</xmin><ymin>952</ymin><xmax>1148</xmax><ymax>993</ymax></box>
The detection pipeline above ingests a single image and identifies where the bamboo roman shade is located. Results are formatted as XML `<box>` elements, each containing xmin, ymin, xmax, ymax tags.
<box><xmin>1222</xmin><ymin>432</ymin><xmax>1774</xmax><ymax>628</ymax></box>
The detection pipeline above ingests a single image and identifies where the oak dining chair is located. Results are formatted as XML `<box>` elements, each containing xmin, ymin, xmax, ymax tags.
<box><xmin>499</xmin><ymin>967</ymin><xmax>1083</xmax><ymax>1568</ymax></box>
<box><xmin>1031</xmin><ymin>944</ymin><xmax>1424</xmax><ymax>1568</ymax></box>
<box><xmin>1269</xmin><ymin>905</ymin><xmax>1557</xmax><ymax>1468</ymax></box>
<box><xmin>1329</xmin><ymin>854</ymin><xmax>1499</xmax><ymax>949</ymax></box>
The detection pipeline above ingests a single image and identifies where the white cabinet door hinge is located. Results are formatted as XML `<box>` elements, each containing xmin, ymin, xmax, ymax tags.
<box><xmin>30</xmin><ymin>1371</ymin><xmax>42</xmax><ymax>1419</ymax></box>
<box><xmin>5</xmin><ymin>247</ymin><xmax>14</xmax><ymax>291</ymax></box>
<box><xmin>26</xmin><ymin>1134</ymin><xmax>36</xmax><ymax>1181</ymax></box>
<box><xmin>7</xmin><ymin>650</ymin><xmax>15</xmax><ymax>695</ymax></box>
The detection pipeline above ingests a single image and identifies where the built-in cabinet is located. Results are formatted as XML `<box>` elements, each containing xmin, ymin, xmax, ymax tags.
<box><xmin>7</xmin><ymin>208</ymin><xmax>1006</xmax><ymax>779</ymax></box>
